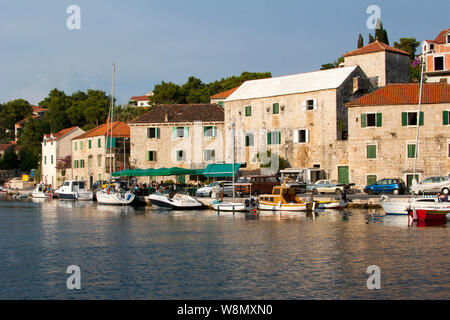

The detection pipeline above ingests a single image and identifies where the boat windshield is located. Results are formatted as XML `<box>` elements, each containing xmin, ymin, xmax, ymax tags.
<box><xmin>207</xmin><ymin>182</ymin><xmax>221</xmax><ymax>187</ymax></box>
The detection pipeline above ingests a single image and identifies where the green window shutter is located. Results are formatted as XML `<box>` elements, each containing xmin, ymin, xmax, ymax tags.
<box><xmin>443</xmin><ymin>111</ymin><xmax>449</xmax><ymax>125</ymax></box>
<box><xmin>402</xmin><ymin>112</ymin><xmax>407</xmax><ymax>126</ymax></box>
<box><xmin>98</xmin><ymin>138</ymin><xmax>101</xmax><ymax>148</ymax></box>
<box><xmin>184</xmin><ymin>127</ymin><xmax>189</xmax><ymax>138</ymax></box>
<box><xmin>376</xmin><ymin>113</ymin><xmax>382</xmax><ymax>127</ymax></box>
<box><xmin>172</xmin><ymin>127</ymin><xmax>177</xmax><ymax>138</ymax></box>
<box><xmin>203</xmin><ymin>126</ymin><xmax>207</xmax><ymax>136</ymax></box>
<box><xmin>147</xmin><ymin>128</ymin><xmax>150</xmax><ymax>138</ymax></box>
<box><xmin>74</xmin><ymin>142</ymin><xmax>77</xmax><ymax>151</ymax></box>
<box><xmin>419</xmin><ymin>112</ymin><xmax>424</xmax><ymax>126</ymax></box>
<box><xmin>145</xmin><ymin>151</ymin><xmax>149</xmax><ymax>161</ymax></box>
<box><xmin>88</xmin><ymin>140</ymin><xmax>92</xmax><ymax>149</ymax></box>
<box><xmin>408</xmin><ymin>144</ymin><xmax>416</xmax><ymax>158</ymax></box>
<box><xmin>273</xmin><ymin>103</ymin><xmax>279</xmax><ymax>114</ymax></box>
<box><xmin>212</xmin><ymin>126</ymin><xmax>216</xmax><ymax>137</ymax></box>
<box><xmin>245</xmin><ymin>106</ymin><xmax>251</xmax><ymax>116</ymax></box>
<box><xmin>267</xmin><ymin>132</ymin><xmax>271</xmax><ymax>145</ymax></box>
<box><xmin>157</xmin><ymin>128</ymin><xmax>160</xmax><ymax>138</ymax></box>
<box><xmin>218</xmin><ymin>101</ymin><xmax>224</xmax><ymax>107</ymax></box>
<box><xmin>367</xmin><ymin>145</ymin><xmax>376</xmax><ymax>159</ymax></box>
<box><xmin>278</xmin><ymin>132</ymin><xmax>281</xmax><ymax>144</ymax></box>
<box><xmin>361</xmin><ymin>113</ymin><xmax>366</xmax><ymax>128</ymax></box>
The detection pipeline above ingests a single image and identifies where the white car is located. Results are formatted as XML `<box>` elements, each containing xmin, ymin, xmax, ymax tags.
<box><xmin>411</xmin><ymin>176</ymin><xmax>450</xmax><ymax>195</ymax></box>
<box><xmin>307</xmin><ymin>179</ymin><xmax>346</xmax><ymax>194</ymax></box>
<box><xmin>196</xmin><ymin>181</ymin><xmax>234</xmax><ymax>197</ymax></box>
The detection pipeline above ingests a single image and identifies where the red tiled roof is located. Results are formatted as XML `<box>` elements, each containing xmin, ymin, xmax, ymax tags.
<box><xmin>32</xmin><ymin>105</ymin><xmax>48</xmax><ymax>113</ymax></box>
<box><xmin>0</xmin><ymin>144</ymin><xmax>14</xmax><ymax>152</ymax></box>
<box><xmin>72</xmin><ymin>122</ymin><xmax>130</xmax><ymax>140</ymax></box>
<box><xmin>44</xmin><ymin>126</ymin><xmax>80</xmax><ymax>141</ymax></box>
<box><xmin>347</xmin><ymin>83</ymin><xmax>450</xmax><ymax>107</ymax></box>
<box><xmin>130</xmin><ymin>96</ymin><xmax>150</xmax><ymax>102</ymax></box>
<box><xmin>433</xmin><ymin>28</ymin><xmax>450</xmax><ymax>44</ymax></box>
<box><xmin>15</xmin><ymin>115</ymin><xmax>40</xmax><ymax>126</ymax></box>
<box><xmin>131</xmin><ymin>104</ymin><xmax>224</xmax><ymax>124</ymax></box>
<box><xmin>210</xmin><ymin>86</ymin><xmax>240</xmax><ymax>99</ymax></box>
<box><xmin>343</xmin><ymin>41</ymin><xmax>410</xmax><ymax>57</ymax></box>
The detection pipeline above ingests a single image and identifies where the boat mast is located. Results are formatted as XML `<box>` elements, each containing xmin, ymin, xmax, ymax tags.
<box><xmin>412</xmin><ymin>54</ymin><xmax>426</xmax><ymax>185</ymax></box>
<box><xmin>109</xmin><ymin>63</ymin><xmax>115</xmax><ymax>183</ymax></box>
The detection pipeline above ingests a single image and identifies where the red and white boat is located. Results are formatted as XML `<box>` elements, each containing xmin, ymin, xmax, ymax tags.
<box><xmin>407</xmin><ymin>202</ymin><xmax>450</xmax><ymax>222</ymax></box>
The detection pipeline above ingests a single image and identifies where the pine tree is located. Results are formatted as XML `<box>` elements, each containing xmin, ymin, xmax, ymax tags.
<box><xmin>357</xmin><ymin>34</ymin><xmax>364</xmax><ymax>48</ymax></box>
<box><xmin>375</xmin><ymin>19</ymin><xmax>389</xmax><ymax>45</ymax></box>
<box><xmin>369</xmin><ymin>33</ymin><xmax>375</xmax><ymax>43</ymax></box>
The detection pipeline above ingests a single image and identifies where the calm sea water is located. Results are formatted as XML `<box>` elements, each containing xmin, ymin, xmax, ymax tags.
<box><xmin>0</xmin><ymin>196</ymin><xmax>448</xmax><ymax>300</ymax></box>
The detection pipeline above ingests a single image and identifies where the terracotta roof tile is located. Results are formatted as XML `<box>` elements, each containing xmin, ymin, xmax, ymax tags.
<box><xmin>347</xmin><ymin>83</ymin><xmax>450</xmax><ymax>106</ymax></box>
<box><xmin>72</xmin><ymin>122</ymin><xmax>130</xmax><ymax>140</ymax></box>
<box><xmin>130</xmin><ymin>96</ymin><xmax>150</xmax><ymax>102</ymax></box>
<box><xmin>343</xmin><ymin>41</ymin><xmax>410</xmax><ymax>57</ymax></box>
<box><xmin>44</xmin><ymin>126</ymin><xmax>80</xmax><ymax>141</ymax></box>
<box><xmin>131</xmin><ymin>104</ymin><xmax>224</xmax><ymax>124</ymax></box>
<box><xmin>0</xmin><ymin>144</ymin><xmax>14</xmax><ymax>152</ymax></box>
<box><xmin>210</xmin><ymin>86</ymin><xmax>240</xmax><ymax>99</ymax></box>
<box><xmin>433</xmin><ymin>28</ymin><xmax>450</xmax><ymax>44</ymax></box>
<box><xmin>15</xmin><ymin>115</ymin><xmax>40</xmax><ymax>126</ymax></box>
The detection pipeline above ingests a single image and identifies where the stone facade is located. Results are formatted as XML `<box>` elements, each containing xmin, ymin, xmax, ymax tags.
<box><xmin>347</xmin><ymin>83</ymin><xmax>450</xmax><ymax>189</ymax></box>
<box><xmin>223</xmin><ymin>66</ymin><xmax>373</xmax><ymax>182</ymax></box>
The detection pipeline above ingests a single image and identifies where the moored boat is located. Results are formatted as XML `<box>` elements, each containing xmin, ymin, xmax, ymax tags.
<box><xmin>314</xmin><ymin>199</ymin><xmax>348</xmax><ymax>209</ymax></box>
<box><xmin>408</xmin><ymin>206</ymin><xmax>450</xmax><ymax>222</ymax></box>
<box><xmin>32</xmin><ymin>183</ymin><xmax>53</xmax><ymax>199</ymax></box>
<box><xmin>96</xmin><ymin>189</ymin><xmax>135</xmax><ymax>205</ymax></box>
<box><xmin>257</xmin><ymin>183</ymin><xmax>312</xmax><ymax>212</ymax></box>
<box><xmin>149</xmin><ymin>192</ymin><xmax>204</xmax><ymax>210</ymax></box>
<box><xmin>211</xmin><ymin>201</ymin><xmax>249</xmax><ymax>212</ymax></box>
<box><xmin>54</xmin><ymin>180</ymin><xmax>93</xmax><ymax>200</ymax></box>
<box><xmin>380</xmin><ymin>195</ymin><xmax>448</xmax><ymax>215</ymax></box>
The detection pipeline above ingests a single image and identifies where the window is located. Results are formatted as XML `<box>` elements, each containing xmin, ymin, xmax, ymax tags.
<box><xmin>245</xmin><ymin>105</ymin><xmax>252</xmax><ymax>117</ymax></box>
<box><xmin>74</xmin><ymin>142</ymin><xmax>77</xmax><ymax>151</ymax></box>
<box><xmin>273</xmin><ymin>103</ymin><xmax>279</xmax><ymax>114</ymax></box>
<box><xmin>367</xmin><ymin>145</ymin><xmax>377</xmax><ymax>159</ymax></box>
<box><xmin>50</xmin><ymin>138</ymin><xmax>53</xmax><ymax>145</ymax></box>
<box><xmin>367</xmin><ymin>175</ymin><xmax>377</xmax><ymax>186</ymax></box>
<box><xmin>402</xmin><ymin>112</ymin><xmax>424</xmax><ymax>126</ymax></box>
<box><xmin>97</xmin><ymin>155</ymin><xmax>102</xmax><ymax>167</ymax></box>
<box><xmin>146</xmin><ymin>151</ymin><xmax>156</xmax><ymax>161</ymax></box>
<box><xmin>73</xmin><ymin>160</ymin><xmax>78</xmax><ymax>168</ymax></box>
<box><xmin>302</xmin><ymin>99</ymin><xmax>317</xmax><ymax>111</ymax></box>
<box><xmin>434</xmin><ymin>56</ymin><xmax>444</xmax><ymax>71</ymax></box>
<box><xmin>98</xmin><ymin>138</ymin><xmax>101</xmax><ymax>148</ymax></box>
<box><xmin>443</xmin><ymin>111</ymin><xmax>449</xmax><ymax>125</ymax></box>
<box><xmin>447</xmin><ymin>35</ymin><xmax>450</xmax><ymax>44</ymax></box>
<box><xmin>204</xmin><ymin>126</ymin><xmax>215</xmax><ymax>137</ymax></box>
<box><xmin>204</xmin><ymin>149</ymin><xmax>215</xmax><ymax>161</ymax></box>
<box><xmin>51</xmin><ymin>155</ymin><xmax>53</xmax><ymax>164</ymax></box>
<box><xmin>88</xmin><ymin>140</ymin><xmax>92</xmax><ymax>149</ymax></box>
<box><xmin>294</xmin><ymin>129</ymin><xmax>309</xmax><ymax>143</ymax></box>
<box><xmin>44</xmin><ymin>156</ymin><xmax>46</xmax><ymax>165</ymax></box>
<box><xmin>44</xmin><ymin>140</ymin><xmax>46</xmax><ymax>146</ymax></box>
<box><xmin>361</xmin><ymin>113</ymin><xmax>382</xmax><ymax>127</ymax></box>
<box><xmin>267</xmin><ymin>131</ymin><xmax>281</xmax><ymax>145</ymax></box>
<box><xmin>448</xmin><ymin>143</ymin><xmax>450</xmax><ymax>158</ymax></box>
<box><xmin>407</xmin><ymin>144</ymin><xmax>417</xmax><ymax>158</ymax></box>
<box><xmin>245</xmin><ymin>133</ymin><xmax>254</xmax><ymax>147</ymax></box>
<box><xmin>147</xmin><ymin>127</ymin><xmax>160</xmax><ymax>139</ymax></box>
<box><xmin>176</xmin><ymin>150</ymin><xmax>186</xmax><ymax>161</ymax></box>
<box><xmin>80</xmin><ymin>141</ymin><xmax>83</xmax><ymax>150</ymax></box>
<box><xmin>88</xmin><ymin>156</ymin><xmax>93</xmax><ymax>167</ymax></box>
<box><xmin>79</xmin><ymin>159</ymin><xmax>85</xmax><ymax>168</ymax></box>
<box><xmin>173</xmin><ymin>127</ymin><xmax>188</xmax><ymax>138</ymax></box>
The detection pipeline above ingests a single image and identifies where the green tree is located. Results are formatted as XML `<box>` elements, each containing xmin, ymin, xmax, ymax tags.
<box><xmin>394</xmin><ymin>38</ymin><xmax>420</xmax><ymax>62</ymax></box>
<box><xmin>0</xmin><ymin>99</ymin><xmax>32</xmax><ymax>132</ymax></box>
<box><xmin>39</xmin><ymin>89</ymin><xmax>71</xmax><ymax>132</ymax></box>
<box><xmin>368</xmin><ymin>33</ymin><xmax>375</xmax><ymax>43</ymax></box>
<box><xmin>320</xmin><ymin>56</ymin><xmax>344</xmax><ymax>70</ymax></box>
<box><xmin>113</xmin><ymin>105</ymin><xmax>149</xmax><ymax>123</ymax></box>
<box><xmin>150</xmin><ymin>81</ymin><xmax>184</xmax><ymax>104</ymax></box>
<box><xmin>358</xmin><ymin>34</ymin><xmax>364</xmax><ymax>48</ymax></box>
<box><xmin>375</xmin><ymin>19</ymin><xmax>389</xmax><ymax>44</ymax></box>
<box><xmin>0</xmin><ymin>148</ymin><xmax>19</xmax><ymax>169</ymax></box>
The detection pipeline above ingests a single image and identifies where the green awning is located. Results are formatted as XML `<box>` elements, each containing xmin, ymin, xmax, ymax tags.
<box><xmin>112</xmin><ymin>167</ymin><xmax>203</xmax><ymax>177</ymax></box>
<box><xmin>202</xmin><ymin>163</ymin><xmax>241</xmax><ymax>177</ymax></box>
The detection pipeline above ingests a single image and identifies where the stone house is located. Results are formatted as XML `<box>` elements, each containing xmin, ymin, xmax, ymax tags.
<box><xmin>343</xmin><ymin>40</ymin><xmax>411</xmax><ymax>88</ymax></box>
<box><xmin>129</xmin><ymin>92</ymin><xmax>154</xmax><ymax>107</ymax></box>
<box><xmin>129</xmin><ymin>104</ymin><xmax>225</xmax><ymax>183</ymax></box>
<box><xmin>422</xmin><ymin>28</ymin><xmax>450</xmax><ymax>83</ymax></box>
<box><xmin>346</xmin><ymin>82</ymin><xmax>450</xmax><ymax>190</ymax></box>
<box><xmin>209</xmin><ymin>86</ymin><xmax>240</xmax><ymax>107</ymax></box>
<box><xmin>41</xmin><ymin>126</ymin><xmax>85</xmax><ymax>188</ymax></box>
<box><xmin>71</xmin><ymin>121</ymin><xmax>130</xmax><ymax>187</ymax></box>
<box><xmin>223</xmin><ymin>66</ymin><xmax>373</xmax><ymax>183</ymax></box>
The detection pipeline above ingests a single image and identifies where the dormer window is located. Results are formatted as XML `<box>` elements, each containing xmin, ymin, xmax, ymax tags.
<box><xmin>430</xmin><ymin>44</ymin><xmax>434</xmax><ymax>50</ymax></box>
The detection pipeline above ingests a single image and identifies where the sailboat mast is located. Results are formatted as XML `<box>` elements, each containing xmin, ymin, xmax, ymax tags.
<box><xmin>109</xmin><ymin>63</ymin><xmax>115</xmax><ymax>182</ymax></box>
<box><xmin>412</xmin><ymin>55</ymin><xmax>425</xmax><ymax>184</ymax></box>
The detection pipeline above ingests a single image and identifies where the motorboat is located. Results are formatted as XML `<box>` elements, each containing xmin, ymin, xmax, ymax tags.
<box><xmin>380</xmin><ymin>195</ymin><xmax>448</xmax><ymax>215</ymax></box>
<box><xmin>257</xmin><ymin>183</ymin><xmax>312</xmax><ymax>212</ymax></box>
<box><xmin>149</xmin><ymin>192</ymin><xmax>204</xmax><ymax>210</ymax></box>
<box><xmin>96</xmin><ymin>185</ymin><xmax>135</xmax><ymax>205</ymax></box>
<box><xmin>211</xmin><ymin>200</ymin><xmax>250</xmax><ymax>212</ymax></box>
<box><xmin>408</xmin><ymin>205</ymin><xmax>450</xmax><ymax>222</ymax></box>
<box><xmin>54</xmin><ymin>180</ymin><xmax>93</xmax><ymax>200</ymax></box>
<box><xmin>32</xmin><ymin>183</ymin><xmax>53</xmax><ymax>199</ymax></box>
<box><xmin>314</xmin><ymin>199</ymin><xmax>348</xmax><ymax>209</ymax></box>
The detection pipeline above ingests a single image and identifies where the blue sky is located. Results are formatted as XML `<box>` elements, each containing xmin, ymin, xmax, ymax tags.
<box><xmin>0</xmin><ymin>0</ymin><xmax>448</xmax><ymax>105</ymax></box>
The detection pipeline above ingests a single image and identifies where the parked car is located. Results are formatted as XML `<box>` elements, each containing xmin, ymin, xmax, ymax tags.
<box><xmin>306</xmin><ymin>179</ymin><xmax>347</xmax><ymax>194</ymax></box>
<box><xmin>196</xmin><ymin>181</ymin><xmax>234</xmax><ymax>197</ymax></box>
<box><xmin>234</xmin><ymin>175</ymin><xmax>281</xmax><ymax>196</ymax></box>
<box><xmin>410</xmin><ymin>176</ymin><xmax>450</xmax><ymax>195</ymax></box>
<box><xmin>364</xmin><ymin>178</ymin><xmax>407</xmax><ymax>195</ymax></box>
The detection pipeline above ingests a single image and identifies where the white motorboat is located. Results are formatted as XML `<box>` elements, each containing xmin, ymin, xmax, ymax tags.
<box><xmin>32</xmin><ymin>183</ymin><xmax>52</xmax><ymax>199</ymax></box>
<box><xmin>149</xmin><ymin>192</ymin><xmax>204</xmax><ymax>210</ymax></box>
<box><xmin>96</xmin><ymin>188</ymin><xmax>135</xmax><ymax>205</ymax></box>
<box><xmin>314</xmin><ymin>199</ymin><xmax>348</xmax><ymax>209</ymax></box>
<box><xmin>54</xmin><ymin>180</ymin><xmax>93</xmax><ymax>200</ymax></box>
<box><xmin>211</xmin><ymin>201</ymin><xmax>249</xmax><ymax>212</ymax></box>
<box><xmin>380</xmin><ymin>195</ymin><xmax>448</xmax><ymax>215</ymax></box>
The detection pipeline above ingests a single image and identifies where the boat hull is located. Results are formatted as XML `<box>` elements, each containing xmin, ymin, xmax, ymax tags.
<box><xmin>258</xmin><ymin>201</ymin><xmax>310</xmax><ymax>212</ymax></box>
<box><xmin>381</xmin><ymin>201</ymin><xmax>409</xmax><ymax>215</ymax></box>
<box><xmin>96</xmin><ymin>191</ymin><xmax>135</xmax><ymax>205</ymax></box>
<box><xmin>315</xmin><ymin>200</ymin><xmax>348</xmax><ymax>209</ymax></box>
<box><xmin>149</xmin><ymin>194</ymin><xmax>204</xmax><ymax>210</ymax></box>
<box><xmin>211</xmin><ymin>202</ymin><xmax>248</xmax><ymax>212</ymax></box>
<box><xmin>408</xmin><ymin>208</ymin><xmax>450</xmax><ymax>222</ymax></box>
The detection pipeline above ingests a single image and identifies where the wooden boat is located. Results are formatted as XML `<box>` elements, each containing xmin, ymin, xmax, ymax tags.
<box><xmin>257</xmin><ymin>183</ymin><xmax>312</xmax><ymax>212</ymax></box>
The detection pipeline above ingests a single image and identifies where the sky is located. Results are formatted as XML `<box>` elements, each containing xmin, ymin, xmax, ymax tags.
<box><xmin>0</xmin><ymin>0</ymin><xmax>449</xmax><ymax>106</ymax></box>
